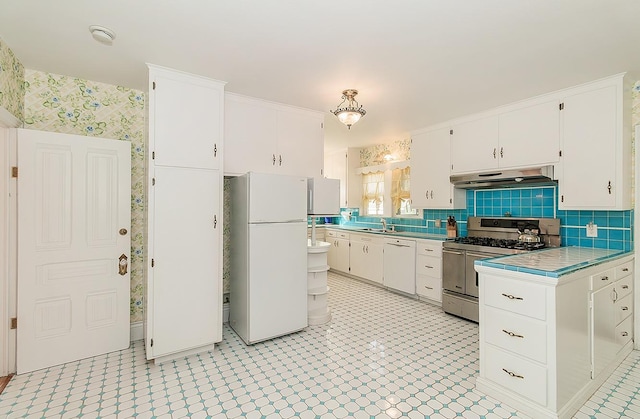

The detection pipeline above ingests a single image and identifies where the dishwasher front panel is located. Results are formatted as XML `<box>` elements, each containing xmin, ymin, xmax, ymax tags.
<box><xmin>383</xmin><ymin>238</ymin><xmax>416</xmax><ymax>294</ymax></box>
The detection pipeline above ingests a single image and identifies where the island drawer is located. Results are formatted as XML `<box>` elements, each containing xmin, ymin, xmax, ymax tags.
<box><xmin>616</xmin><ymin>276</ymin><xmax>633</xmax><ymax>300</ymax></box>
<box><xmin>416</xmin><ymin>254</ymin><xmax>442</xmax><ymax>277</ymax></box>
<box><xmin>615</xmin><ymin>316</ymin><xmax>633</xmax><ymax>347</ymax></box>
<box><xmin>484</xmin><ymin>344</ymin><xmax>548</xmax><ymax>406</ymax></box>
<box><xmin>615</xmin><ymin>293</ymin><xmax>633</xmax><ymax>324</ymax></box>
<box><xmin>615</xmin><ymin>260</ymin><xmax>633</xmax><ymax>280</ymax></box>
<box><xmin>484</xmin><ymin>307</ymin><xmax>547</xmax><ymax>364</ymax></box>
<box><xmin>591</xmin><ymin>268</ymin><xmax>615</xmax><ymax>291</ymax></box>
<box><xmin>483</xmin><ymin>276</ymin><xmax>547</xmax><ymax>320</ymax></box>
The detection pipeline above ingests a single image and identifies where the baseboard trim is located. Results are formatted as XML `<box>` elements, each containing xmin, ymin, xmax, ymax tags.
<box><xmin>130</xmin><ymin>321</ymin><xmax>143</xmax><ymax>342</ymax></box>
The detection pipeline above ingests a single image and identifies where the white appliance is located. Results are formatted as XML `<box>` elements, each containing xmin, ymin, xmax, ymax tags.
<box><xmin>383</xmin><ymin>238</ymin><xmax>416</xmax><ymax>294</ymax></box>
<box><xmin>307</xmin><ymin>177</ymin><xmax>340</xmax><ymax>215</ymax></box>
<box><xmin>229</xmin><ymin>172</ymin><xmax>309</xmax><ymax>344</ymax></box>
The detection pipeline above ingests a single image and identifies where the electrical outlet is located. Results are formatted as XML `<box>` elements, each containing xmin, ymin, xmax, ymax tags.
<box><xmin>586</xmin><ymin>223</ymin><xmax>598</xmax><ymax>238</ymax></box>
<box><xmin>434</xmin><ymin>219</ymin><xmax>441</xmax><ymax>228</ymax></box>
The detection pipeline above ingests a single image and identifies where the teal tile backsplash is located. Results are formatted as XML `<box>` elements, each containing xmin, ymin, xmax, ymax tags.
<box><xmin>335</xmin><ymin>185</ymin><xmax>633</xmax><ymax>251</ymax></box>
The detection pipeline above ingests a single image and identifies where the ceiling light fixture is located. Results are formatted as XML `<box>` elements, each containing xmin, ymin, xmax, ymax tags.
<box><xmin>331</xmin><ymin>89</ymin><xmax>366</xmax><ymax>130</ymax></box>
<box><xmin>89</xmin><ymin>25</ymin><xmax>116</xmax><ymax>45</ymax></box>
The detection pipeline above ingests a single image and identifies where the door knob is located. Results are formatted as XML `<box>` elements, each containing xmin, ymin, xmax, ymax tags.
<box><xmin>119</xmin><ymin>228</ymin><xmax>128</xmax><ymax>236</ymax></box>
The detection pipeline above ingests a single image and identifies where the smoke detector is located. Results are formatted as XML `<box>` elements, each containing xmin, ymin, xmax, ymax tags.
<box><xmin>89</xmin><ymin>25</ymin><xmax>116</xmax><ymax>45</ymax></box>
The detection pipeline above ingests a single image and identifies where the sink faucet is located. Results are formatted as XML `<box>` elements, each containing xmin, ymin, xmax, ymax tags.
<box><xmin>380</xmin><ymin>218</ymin><xmax>387</xmax><ymax>231</ymax></box>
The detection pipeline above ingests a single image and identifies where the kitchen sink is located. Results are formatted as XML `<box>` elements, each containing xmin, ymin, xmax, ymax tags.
<box><xmin>359</xmin><ymin>228</ymin><xmax>398</xmax><ymax>234</ymax></box>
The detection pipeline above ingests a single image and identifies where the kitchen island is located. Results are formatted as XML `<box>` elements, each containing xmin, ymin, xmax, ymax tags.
<box><xmin>475</xmin><ymin>247</ymin><xmax>634</xmax><ymax>419</ymax></box>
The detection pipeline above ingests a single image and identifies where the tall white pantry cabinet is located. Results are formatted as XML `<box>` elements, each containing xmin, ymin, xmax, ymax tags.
<box><xmin>144</xmin><ymin>64</ymin><xmax>226</xmax><ymax>363</ymax></box>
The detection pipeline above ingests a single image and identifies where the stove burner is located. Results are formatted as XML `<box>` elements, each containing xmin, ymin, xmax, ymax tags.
<box><xmin>452</xmin><ymin>236</ymin><xmax>546</xmax><ymax>251</ymax></box>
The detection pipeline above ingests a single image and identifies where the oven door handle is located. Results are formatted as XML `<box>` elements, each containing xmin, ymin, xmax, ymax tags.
<box><xmin>442</xmin><ymin>249</ymin><xmax>464</xmax><ymax>255</ymax></box>
<box><xmin>466</xmin><ymin>252</ymin><xmax>495</xmax><ymax>258</ymax></box>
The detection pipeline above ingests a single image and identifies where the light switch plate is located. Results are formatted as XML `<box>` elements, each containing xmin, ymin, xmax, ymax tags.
<box><xmin>586</xmin><ymin>223</ymin><xmax>598</xmax><ymax>237</ymax></box>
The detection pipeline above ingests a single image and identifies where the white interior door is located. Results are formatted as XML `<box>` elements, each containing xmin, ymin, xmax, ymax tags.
<box><xmin>17</xmin><ymin>129</ymin><xmax>131</xmax><ymax>374</ymax></box>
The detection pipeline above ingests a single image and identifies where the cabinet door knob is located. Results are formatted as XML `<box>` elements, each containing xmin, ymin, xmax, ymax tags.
<box><xmin>621</xmin><ymin>331</ymin><xmax>629</xmax><ymax>337</ymax></box>
<box><xmin>493</xmin><ymin>148</ymin><xmax>496</xmax><ymax>159</ymax></box>
<box><xmin>279</xmin><ymin>155</ymin><xmax>283</xmax><ymax>166</ymax></box>
<box><xmin>601</xmin><ymin>276</ymin><xmax>609</xmax><ymax>281</ymax></box>
<box><xmin>273</xmin><ymin>154</ymin><xmax>276</xmax><ymax>165</ymax></box>
<box><xmin>607</xmin><ymin>181</ymin><xmax>612</xmax><ymax>194</ymax></box>
<box><xmin>621</xmin><ymin>285</ymin><xmax>629</xmax><ymax>289</ymax></box>
<box><xmin>500</xmin><ymin>147</ymin><xmax>504</xmax><ymax>158</ymax></box>
<box><xmin>622</xmin><ymin>306</ymin><xmax>629</xmax><ymax>311</ymax></box>
<box><xmin>501</xmin><ymin>293</ymin><xmax>523</xmax><ymax>301</ymax></box>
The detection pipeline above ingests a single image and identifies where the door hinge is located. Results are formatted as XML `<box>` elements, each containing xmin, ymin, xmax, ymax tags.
<box><xmin>152</xmin><ymin>151</ymin><xmax>155</xmax><ymax>160</ymax></box>
<box><xmin>150</xmin><ymin>338</ymin><xmax>154</xmax><ymax>347</ymax></box>
<box><xmin>559</xmin><ymin>103</ymin><xmax>564</xmax><ymax>111</ymax></box>
<box><xmin>559</xmin><ymin>150</ymin><xmax>562</xmax><ymax>157</ymax></box>
<box><xmin>11</xmin><ymin>167</ymin><xmax>18</xmax><ymax>178</ymax></box>
<box><xmin>10</xmin><ymin>317</ymin><xmax>17</xmax><ymax>329</ymax></box>
<box><xmin>152</xmin><ymin>81</ymin><xmax>156</xmax><ymax>90</ymax></box>
<box><xmin>152</xmin><ymin>178</ymin><xmax>155</xmax><ymax>186</ymax></box>
<box><xmin>450</xmin><ymin>129</ymin><xmax>453</xmax><ymax>135</ymax></box>
<box><xmin>151</xmin><ymin>258</ymin><xmax>155</xmax><ymax>267</ymax></box>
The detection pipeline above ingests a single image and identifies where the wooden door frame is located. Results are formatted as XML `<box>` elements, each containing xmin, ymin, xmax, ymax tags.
<box><xmin>0</xmin><ymin>107</ymin><xmax>20</xmax><ymax>376</ymax></box>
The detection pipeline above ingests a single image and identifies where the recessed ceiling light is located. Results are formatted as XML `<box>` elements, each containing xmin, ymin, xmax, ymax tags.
<box><xmin>89</xmin><ymin>25</ymin><xmax>116</xmax><ymax>45</ymax></box>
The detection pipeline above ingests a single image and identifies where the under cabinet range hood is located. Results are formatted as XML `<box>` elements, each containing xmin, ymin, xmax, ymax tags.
<box><xmin>450</xmin><ymin>166</ymin><xmax>556</xmax><ymax>189</ymax></box>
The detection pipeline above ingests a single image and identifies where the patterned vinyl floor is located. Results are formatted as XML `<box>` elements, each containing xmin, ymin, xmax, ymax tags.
<box><xmin>0</xmin><ymin>271</ymin><xmax>639</xmax><ymax>418</ymax></box>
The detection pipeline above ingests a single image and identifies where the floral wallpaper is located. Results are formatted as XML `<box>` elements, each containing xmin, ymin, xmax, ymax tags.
<box><xmin>23</xmin><ymin>69</ymin><xmax>146</xmax><ymax>323</ymax></box>
<box><xmin>0</xmin><ymin>36</ymin><xmax>25</xmax><ymax>121</ymax></box>
<box><xmin>360</xmin><ymin>138</ymin><xmax>411</xmax><ymax>167</ymax></box>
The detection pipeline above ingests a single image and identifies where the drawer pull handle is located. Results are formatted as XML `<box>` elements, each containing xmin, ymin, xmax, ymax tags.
<box><xmin>425</xmin><ymin>265</ymin><xmax>433</xmax><ymax>269</ymax></box>
<box><xmin>622</xmin><ymin>268</ymin><xmax>629</xmax><ymax>272</ymax></box>
<box><xmin>621</xmin><ymin>285</ymin><xmax>629</xmax><ymax>289</ymax></box>
<box><xmin>425</xmin><ymin>249</ymin><xmax>433</xmax><ymax>252</ymax></box>
<box><xmin>455</xmin><ymin>286</ymin><xmax>462</xmax><ymax>289</ymax></box>
<box><xmin>501</xmin><ymin>293</ymin><xmax>523</xmax><ymax>300</ymax></box>
<box><xmin>425</xmin><ymin>286</ymin><xmax>434</xmax><ymax>290</ymax></box>
<box><xmin>622</xmin><ymin>306</ymin><xmax>629</xmax><ymax>311</ymax></box>
<box><xmin>502</xmin><ymin>368</ymin><xmax>524</xmax><ymax>379</ymax></box>
<box><xmin>502</xmin><ymin>329</ymin><xmax>524</xmax><ymax>339</ymax></box>
<box><xmin>621</xmin><ymin>331</ymin><xmax>629</xmax><ymax>337</ymax></box>
<box><xmin>601</xmin><ymin>276</ymin><xmax>610</xmax><ymax>281</ymax></box>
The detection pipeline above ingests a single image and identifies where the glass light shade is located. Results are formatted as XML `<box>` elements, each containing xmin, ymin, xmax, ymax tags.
<box><xmin>337</xmin><ymin>110</ymin><xmax>362</xmax><ymax>127</ymax></box>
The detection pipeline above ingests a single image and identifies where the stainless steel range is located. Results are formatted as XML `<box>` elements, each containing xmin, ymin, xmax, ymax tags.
<box><xmin>442</xmin><ymin>216</ymin><xmax>561</xmax><ymax>322</ymax></box>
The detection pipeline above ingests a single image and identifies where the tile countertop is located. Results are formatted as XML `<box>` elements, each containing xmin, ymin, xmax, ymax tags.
<box><xmin>475</xmin><ymin>247</ymin><xmax>632</xmax><ymax>278</ymax></box>
<box><xmin>322</xmin><ymin>225</ymin><xmax>448</xmax><ymax>241</ymax></box>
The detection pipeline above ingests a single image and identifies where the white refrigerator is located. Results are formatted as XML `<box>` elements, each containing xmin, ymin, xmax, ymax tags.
<box><xmin>229</xmin><ymin>172</ymin><xmax>308</xmax><ymax>344</ymax></box>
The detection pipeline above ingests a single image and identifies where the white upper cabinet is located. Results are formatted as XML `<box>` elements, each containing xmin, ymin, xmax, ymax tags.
<box><xmin>148</xmin><ymin>65</ymin><xmax>225</xmax><ymax>170</ymax></box>
<box><xmin>558</xmin><ymin>74</ymin><xmax>632</xmax><ymax>210</ymax></box>
<box><xmin>411</xmin><ymin>127</ymin><xmax>465</xmax><ymax>209</ymax></box>
<box><xmin>450</xmin><ymin>100</ymin><xmax>560</xmax><ymax>174</ymax></box>
<box><xmin>225</xmin><ymin>93</ymin><xmax>324</xmax><ymax>177</ymax></box>
<box><xmin>225</xmin><ymin>96</ymin><xmax>278</xmax><ymax>174</ymax></box>
<box><xmin>324</xmin><ymin>148</ymin><xmax>361</xmax><ymax>208</ymax></box>
<box><xmin>276</xmin><ymin>109</ymin><xmax>324</xmax><ymax>177</ymax></box>
<box><xmin>450</xmin><ymin>115</ymin><xmax>499</xmax><ymax>174</ymax></box>
<box><xmin>498</xmin><ymin>100</ymin><xmax>560</xmax><ymax>169</ymax></box>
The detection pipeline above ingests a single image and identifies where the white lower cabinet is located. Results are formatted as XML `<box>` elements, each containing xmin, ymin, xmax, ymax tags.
<box><xmin>415</xmin><ymin>239</ymin><xmax>443</xmax><ymax>302</ymax></box>
<box><xmin>349</xmin><ymin>233</ymin><xmax>383</xmax><ymax>284</ymax></box>
<box><xmin>477</xmin><ymin>255</ymin><xmax>634</xmax><ymax>419</ymax></box>
<box><xmin>326</xmin><ymin>230</ymin><xmax>350</xmax><ymax>273</ymax></box>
